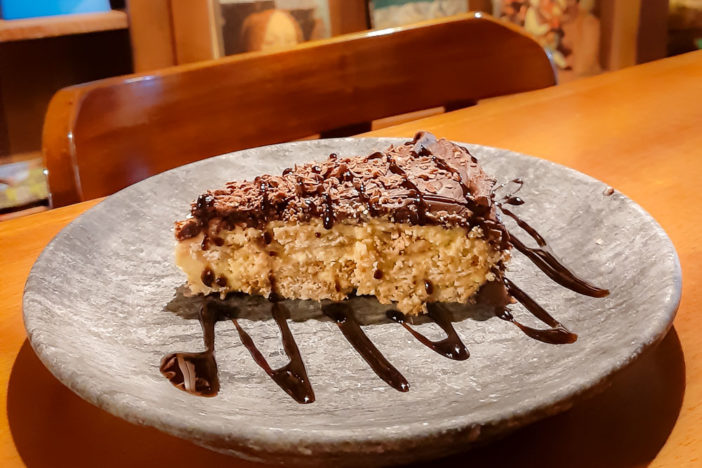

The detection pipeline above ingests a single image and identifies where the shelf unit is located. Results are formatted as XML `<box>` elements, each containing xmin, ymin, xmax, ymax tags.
<box><xmin>0</xmin><ymin>10</ymin><xmax>128</xmax><ymax>42</ymax></box>
<box><xmin>0</xmin><ymin>10</ymin><xmax>133</xmax><ymax>163</ymax></box>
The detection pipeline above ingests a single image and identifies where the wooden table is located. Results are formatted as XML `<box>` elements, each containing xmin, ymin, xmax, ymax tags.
<box><xmin>2</xmin><ymin>51</ymin><xmax>701</xmax><ymax>467</ymax></box>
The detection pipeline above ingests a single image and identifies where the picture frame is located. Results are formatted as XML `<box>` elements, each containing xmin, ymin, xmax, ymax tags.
<box><xmin>217</xmin><ymin>0</ymin><xmax>332</xmax><ymax>55</ymax></box>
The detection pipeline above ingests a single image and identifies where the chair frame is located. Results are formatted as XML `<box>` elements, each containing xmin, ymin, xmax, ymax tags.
<box><xmin>43</xmin><ymin>13</ymin><xmax>556</xmax><ymax>207</ymax></box>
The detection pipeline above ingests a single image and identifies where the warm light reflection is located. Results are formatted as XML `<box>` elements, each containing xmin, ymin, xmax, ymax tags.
<box><xmin>365</xmin><ymin>27</ymin><xmax>399</xmax><ymax>38</ymax></box>
<box><xmin>124</xmin><ymin>75</ymin><xmax>157</xmax><ymax>85</ymax></box>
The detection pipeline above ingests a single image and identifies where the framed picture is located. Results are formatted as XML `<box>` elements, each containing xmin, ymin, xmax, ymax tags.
<box><xmin>218</xmin><ymin>0</ymin><xmax>331</xmax><ymax>55</ymax></box>
<box><xmin>368</xmin><ymin>0</ymin><xmax>468</xmax><ymax>29</ymax></box>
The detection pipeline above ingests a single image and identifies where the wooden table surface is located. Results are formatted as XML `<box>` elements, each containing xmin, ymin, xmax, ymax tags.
<box><xmin>1</xmin><ymin>51</ymin><xmax>701</xmax><ymax>467</ymax></box>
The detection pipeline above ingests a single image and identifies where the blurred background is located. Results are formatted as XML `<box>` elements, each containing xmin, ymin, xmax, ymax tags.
<box><xmin>0</xmin><ymin>0</ymin><xmax>699</xmax><ymax>218</ymax></box>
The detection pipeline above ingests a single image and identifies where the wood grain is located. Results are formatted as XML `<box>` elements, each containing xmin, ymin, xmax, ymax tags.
<box><xmin>328</xmin><ymin>0</ymin><xmax>369</xmax><ymax>36</ymax></box>
<box><xmin>42</xmin><ymin>13</ymin><xmax>556</xmax><ymax>207</ymax></box>
<box><xmin>0</xmin><ymin>199</ymin><xmax>100</xmax><ymax>468</ymax></box>
<box><xmin>126</xmin><ymin>0</ymin><xmax>176</xmax><ymax>72</ymax></box>
<box><xmin>170</xmin><ymin>0</ymin><xmax>223</xmax><ymax>64</ymax></box>
<box><xmin>2</xmin><ymin>51</ymin><xmax>700</xmax><ymax>467</ymax></box>
<box><xmin>0</xmin><ymin>11</ymin><xmax>128</xmax><ymax>42</ymax></box>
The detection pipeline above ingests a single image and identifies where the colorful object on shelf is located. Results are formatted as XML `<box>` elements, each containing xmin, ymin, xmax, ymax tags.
<box><xmin>0</xmin><ymin>0</ymin><xmax>111</xmax><ymax>20</ymax></box>
<box><xmin>0</xmin><ymin>159</ymin><xmax>48</xmax><ymax>212</ymax></box>
<box><xmin>492</xmin><ymin>0</ymin><xmax>601</xmax><ymax>80</ymax></box>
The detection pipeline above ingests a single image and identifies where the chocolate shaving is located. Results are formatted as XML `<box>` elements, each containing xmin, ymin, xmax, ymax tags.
<box><xmin>175</xmin><ymin>132</ymin><xmax>501</xmax><ymax>246</ymax></box>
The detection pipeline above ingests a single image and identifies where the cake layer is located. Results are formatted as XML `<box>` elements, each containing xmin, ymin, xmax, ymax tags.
<box><xmin>175</xmin><ymin>218</ymin><xmax>506</xmax><ymax>315</ymax></box>
<box><xmin>175</xmin><ymin>132</ymin><xmax>506</xmax><ymax>249</ymax></box>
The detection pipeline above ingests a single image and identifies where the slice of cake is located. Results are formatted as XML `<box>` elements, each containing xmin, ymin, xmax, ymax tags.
<box><xmin>174</xmin><ymin>132</ymin><xmax>510</xmax><ymax>315</ymax></box>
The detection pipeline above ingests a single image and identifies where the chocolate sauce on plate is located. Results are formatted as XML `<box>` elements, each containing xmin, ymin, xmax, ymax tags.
<box><xmin>162</xmin><ymin>299</ymin><xmax>314</xmax><ymax>403</ymax></box>
<box><xmin>160</xmin><ymin>303</ymin><xmax>220</xmax><ymax>396</ymax></box>
<box><xmin>387</xmin><ymin>304</ymin><xmax>468</xmax><ymax>360</ymax></box>
<box><xmin>323</xmin><ymin>302</ymin><xmax>409</xmax><ymax>392</ymax></box>
<box><xmin>165</xmin><ymin>133</ymin><xmax>610</xmax><ymax>403</ymax></box>
<box><xmin>498</xmin><ymin>277</ymin><xmax>577</xmax><ymax>344</ymax></box>
<box><xmin>500</xmin><ymin>206</ymin><xmax>609</xmax><ymax>298</ymax></box>
<box><xmin>233</xmin><ymin>301</ymin><xmax>315</xmax><ymax>404</ymax></box>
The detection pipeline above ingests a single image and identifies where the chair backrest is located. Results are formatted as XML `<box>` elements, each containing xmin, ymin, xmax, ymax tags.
<box><xmin>42</xmin><ymin>13</ymin><xmax>556</xmax><ymax>207</ymax></box>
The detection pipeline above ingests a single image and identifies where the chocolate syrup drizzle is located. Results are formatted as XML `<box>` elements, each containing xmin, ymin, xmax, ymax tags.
<box><xmin>164</xmin><ymin>134</ymin><xmax>610</xmax><ymax>403</ymax></box>
<box><xmin>498</xmin><ymin>277</ymin><xmax>578</xmax><ymax>344</ymax></box>
<box><xmin>160</xmin><ymin>303</ymin><xmax>220</xmax><ymax>397</ymax></box>
<box><xmin>387</xmin><ymin>304</ymin><xmax>469</xmax><ymax>360</ymax></box>
<box><xmin>500</xmin><ymin>205</ymin><xmax>609</xmax><ymax>298</ymax></box>
<box><xmin>233</xmin><ymin>301</ymin><xmax>315</xmax><ymax>404</ymax></box>
<box><xmin>425</xmin><ymin>150</ymin><xmax>489</xmax><ymax>219</ymax></box>
<box><xmin>385</xmin><ymin>154</ymin><xmax>429</xmax><ymax>225</ymax></box>
<box><xmin>322</xmin><ymin>193</ymin><xmax>335</xmax><ymax>229</ymax></box>
<box><xmin>163</xmin><ymin>299</ymin><xmax>315</xmax><ymax>403</ymax></box>
<box><xmin>323</xmin><ymin>302</ymin><xmax>409</xmax><ymax>392</ymax></box>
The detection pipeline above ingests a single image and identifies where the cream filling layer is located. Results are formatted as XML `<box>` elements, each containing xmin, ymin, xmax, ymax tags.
<box><xmin>175</xmin><ymin>218</ymin><xmax>506</xmax><ymax>315</ymax></box>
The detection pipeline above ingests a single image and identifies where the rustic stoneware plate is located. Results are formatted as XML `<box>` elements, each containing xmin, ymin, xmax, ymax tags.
<box><xmin>23</xmin><ymin>138</ymin><xmax>681</xmax><ymax>466</ymax></box>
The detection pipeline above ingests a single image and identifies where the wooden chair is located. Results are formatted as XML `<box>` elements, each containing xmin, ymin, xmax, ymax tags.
<box><xmin>42</xmin><ymin>13</ymin><xmax>556</xmax><ymax>208</ymax></box>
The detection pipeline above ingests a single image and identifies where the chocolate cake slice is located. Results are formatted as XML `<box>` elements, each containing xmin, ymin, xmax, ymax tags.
<box><xmin>174</xmin><ymin>132</ymin><xmax>510</xmax><ymax>315</ymax></box>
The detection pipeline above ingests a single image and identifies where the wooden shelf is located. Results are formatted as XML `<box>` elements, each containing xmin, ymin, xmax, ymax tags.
<box><xmin>0</xmin><ymin>10</ymin><xmax>128</xmax><ymax>43</ymax></box>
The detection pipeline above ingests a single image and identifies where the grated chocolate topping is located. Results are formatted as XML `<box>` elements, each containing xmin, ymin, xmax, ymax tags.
<box><xmin>175</xmin><ymin>132</ymin><xmax>504</xmax><ymax>245</ymax></box>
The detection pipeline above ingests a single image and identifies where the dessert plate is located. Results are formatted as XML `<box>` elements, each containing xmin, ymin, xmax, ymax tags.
<box><xmin>23</xmin><ymin>138</ymin><xmax>681</xmax><ymax>466</ymax></box>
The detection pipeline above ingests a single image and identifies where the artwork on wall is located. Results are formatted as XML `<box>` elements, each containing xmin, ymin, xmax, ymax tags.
<box><xmin>492</xmin><ymin>0</ymin><xmax>601</xmax><ymax>78</ymax></box>
<box><xmin>369</xmin><ymin>0</ymin><xmax>468</xmax><ymax>29</ymax></box>
<box><xmin>218</xmin><ymin>0</ymin><xmax>331</xmax><ymax>55</ymax></box>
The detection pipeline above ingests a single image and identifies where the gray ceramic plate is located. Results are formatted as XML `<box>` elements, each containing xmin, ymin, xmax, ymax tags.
<box><xmin>23</xmin><ymin>138</ymin><xmax>681</xmax><ymax>466</ymax></box>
